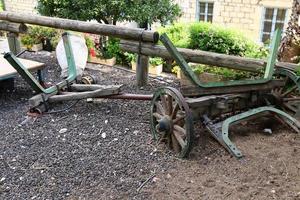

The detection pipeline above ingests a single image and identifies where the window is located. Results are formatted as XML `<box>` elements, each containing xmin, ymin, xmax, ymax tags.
<box><xmin>260</xmin><ymin>8</ymin><xmax>288</xmax><ymax>43</ymax></box>
<box><xmin>196</xmin><ymin>1</ymin><xmax>214</xmax><ymax>23</ymax></box>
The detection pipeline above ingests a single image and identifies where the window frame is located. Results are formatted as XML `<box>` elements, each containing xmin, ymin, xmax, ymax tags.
<box><xmin>196</xmin><ymin>0</ymin><xmax>214</xmax><ymax>23</ymax></box>
<box><xmin>260</xmin><ymin>7</ymin><xmax>289</xmax><ymax>43</ymax></box>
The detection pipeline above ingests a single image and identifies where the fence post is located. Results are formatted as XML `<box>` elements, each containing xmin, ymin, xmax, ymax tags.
<box><xmin>136</xmin><ymin>55</ymin><xmax>149</xmax><ymax>87</ymax></box>
<box><xmin>7</xmin><ymin>32</ymin><xmax>21</xmax><ymax>55</ymax></box>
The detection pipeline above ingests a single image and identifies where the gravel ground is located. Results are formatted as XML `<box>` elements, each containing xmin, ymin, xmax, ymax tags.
<box><xmin>0</xmin><ymin>51</ymin><xmax>179</xmax><ymax>199</ymax></box>
<box><xmin>1</xmin><ymin>51</ymin><xmax>300</xmax><ymax>200</ymax></box>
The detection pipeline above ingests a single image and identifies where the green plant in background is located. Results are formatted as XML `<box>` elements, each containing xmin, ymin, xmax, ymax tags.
<box><xmin>149</xmin><ymin>57</ymin><xmax>164</xmax><ymax>66</ymax></box>
<box><xmin>192</xmin><ymin>64</ymin><xmax>256</xmax><ymax>80</ymax></box>
<box><xmin>124</xmin><ymin>52</ymin><xmax>137</xmax><ymax>63</ymax></box>
<box><xmin>0</xmin><ymin>0</ymin><xmax>3</xmax><ymax>11</ymax></box>
<box><xmin>20</xmin><ymin>26</ymin><xmax>60</xmax><ymax>50</ymax></box>
<box><xmin>158</xmin><ymin>22</ymin><xmax>269</xmax><ymax>78</ymax></box>
<box><xmin>158</xmin><ymin>23</ymin><xmax>190</xmax><ymax>48</ymax></box>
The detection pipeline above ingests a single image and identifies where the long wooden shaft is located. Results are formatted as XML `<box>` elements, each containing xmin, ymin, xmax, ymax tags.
<box><xmin>120</xmin><ymin>40</ymin><xmax>298</xmax><ymax>73</ymax></box>
<box><xmin>0</xmin><ymin>21</ymin><xmax>27</xmax><ymax>33</ymax></box>
<box><xmin>0</xmin><ymin>11</ymin><xmax>159</xmax><ymax>43</ymax></box>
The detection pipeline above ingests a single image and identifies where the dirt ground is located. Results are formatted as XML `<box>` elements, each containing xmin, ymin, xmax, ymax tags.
<box><xmin>0</xmin><ymin>51</ymin><xmax>300</xmax><ymax>200</ymax></box>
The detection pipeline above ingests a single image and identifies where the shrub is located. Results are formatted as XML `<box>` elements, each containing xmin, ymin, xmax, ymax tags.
<box><xmin>21</xmin><ymin>26</ymin><xmax>60</xmax><ymax>49</ymax></box>
<box><xmin>149</xmin><ymin>57</ymin><xmax>164</xmax><ymax>66</ymax></box>
<box><xmin>159</xmin><ymin>22</ymin><xmax>269</xmax><ymax>79</ymax></box>
<box><xmin>158</xmin><ymin>23</ymin><xmax>190</xmax><ymax>48</ymax></box>
<box><xmin>159</xmin><ymin>22</ymin><xmax>268</xmax><ymax>59</ymax></box>
<box><xmin>189</xmin><ymin>22</ymin><xmax>268</xmax><ymax>58</ymax></box>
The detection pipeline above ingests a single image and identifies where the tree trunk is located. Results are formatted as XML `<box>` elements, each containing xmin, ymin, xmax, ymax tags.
<box><xmin>278</xmin><ymin>0</ymin><xmax>300</xmax><ymax>62</ymax></box>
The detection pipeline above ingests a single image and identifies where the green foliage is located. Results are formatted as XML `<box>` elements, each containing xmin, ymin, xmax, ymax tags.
<box><xmin>158</xmin><ymin>23</ymin><xmax>190</xmax><ymax>48</ymax></box>
<box><xmin>85</xmin><ymin>36</ymin><xmax>95</xmax><ymax>50</ymax></box>
<box><xmin>0</xmin><ymin>1</ymin><xmax>3</xmax><ymax>11</ymax></box>
<box><xmin>37</xmin><ymin>0</ymin><xmax>181</xmax><ymax>26</ymax></box>
<box><xmin>159</xmin><ymin>22</ymin><xmax>269</xmax><ymax>79</ymax></box>
<box><xmin>100</xmin><ymin>37</ymin><xmax>120</xmax><ymax>59</ymax></box>
<box><xmin>192</xmin><ymin>64</ymin><xmax>255</xmax><ymax>80</ymax></box>
<box><xmin>189</xmin><ymin>22</ymin><xmax>267</xmax><ymax>57</ymax></box>
<box><xmin>296</xmin><ymin>65</ymin><xmax>300</xmax><ymax>76</ymax></box>
<box><xmin>124</xmin><ymin>52</ymin><xmax>137</xmax><ymax>63</ymax></box>
<box><xmin>159</xmin><ymin>22</ymin><xmax>268</xmax><ymax>59</ymax></box>
<box><xmin>21</xmin><ymin>26</ymin><xmax>60</xmax><ymax>48</ymax></box>
<box><xmin>149</xmin><ymin>57</ymin><xmax>164</xmax><ymax>66</ymax></box>
<box><xmin>20</xmin><ymin>35</ymin><xmax>37</xmax><ymax>49</ymax></box>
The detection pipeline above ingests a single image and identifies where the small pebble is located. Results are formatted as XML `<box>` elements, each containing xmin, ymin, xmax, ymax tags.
<box><xmin>101</xmin><ymin>132</ymin><xmax>107</xmax><ymax>139</ymax></box>
<box><xmin>271</xmin><ymin>189</ymin><xmax>276</xmax><ymax>193</ymax></box>
<box><xmin>59</xmin><ymin>128</ymin><xmax>68</xmax><ymax>134</ymax></box>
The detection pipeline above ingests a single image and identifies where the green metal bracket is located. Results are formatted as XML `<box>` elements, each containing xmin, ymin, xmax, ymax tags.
<box><xmin>4</xmin><ymin>32</ymin><xmax>77</xmax><ymax>94</ymax></box>
<box><xmin>160</xmin><ymin>29</ymin><xmax>282</xmax><ymax>88</ymax></box>
<box><xmin>204</xmin><ymin>106</ymin><xmax>300</xmax><ymax>158</ymax></box>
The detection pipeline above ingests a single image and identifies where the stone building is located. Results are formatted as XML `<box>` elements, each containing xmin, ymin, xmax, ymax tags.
<box><xmin>175</xmin><ymin>0</ymin><xmax>293</xmax><ymax>42</ymax></box>
<box><xmin>2</xmin><ymin>0</ymin><xmax>37</xmax><ymax>14</ymax></box>
<box><xmin>2</xmin><ymin>0</ymin><xmax>293</xmax><ymax>43</ymax></box>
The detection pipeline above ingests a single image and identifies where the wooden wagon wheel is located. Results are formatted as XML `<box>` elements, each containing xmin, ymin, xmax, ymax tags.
<box><xmin>150</xmin><ymin>87</ymin><xmax>194</xmax><ymax>158</ymax></box>
<box><xmin>272</xmin><ymin>69</ymin><xmax>300</xmax><ymax>119</ymax></box>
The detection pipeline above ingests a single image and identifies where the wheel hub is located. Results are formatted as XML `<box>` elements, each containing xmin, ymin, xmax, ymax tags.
<box><xmin>156</xmin><ymin>116</ymin><xmax>173</xmax><ymax>133</ymax></box>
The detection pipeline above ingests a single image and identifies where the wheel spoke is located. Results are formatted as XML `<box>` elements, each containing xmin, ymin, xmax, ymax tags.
<box><xmin>173</xmin><ymin>115</ymin><xmax>185</xmax><ymax>124</ymax></box>
<box><xmin>153</xmin><ymin>112</ymin><xmax>163</xmax><ymax>120</ymax></box>
<box><xmin>283</xmin><ymin>102</ymin><xmax>297</xmax><ymax>113</ymax></box>
<box><xmin>154</xmin><ymin>102</ymin><xmax>165</xmax><ymax>115</ymax></box>
<box><xmin>171</xmin><ymin>103</ymin><xmax>179</xmax><ymax>119</ymax></box>
<box><xmin>283</xmin><ymin>97</ymin><xmax>300</xmax><ymax>101</ymax></box>
<box><xmin>167</xmin><ymin>95</ymin><xmax>173</xmax><ymax>115</ymax></box>
<box><xmin>173</xmin><ymin>130</ymin><xmax>186</xmax><ymax>148</ymax></box>
<box><xmin>282</xmin><ymin>85</ymin><xmax>297</xmax><ymax>97</ymax></box>
<box><xmin>171</xmin><ymin>133</ymin><xmax>180</xmax><ymax>153</ymax></box>
<box><xmin>174</xmin><ymin>125</ymin><xmax>186</xmax><ymax>136</ymax></box>
<box><xmin>160</xmin><ymin>94</ymin><xmax>168</xmax><ymax>112</ymax></box>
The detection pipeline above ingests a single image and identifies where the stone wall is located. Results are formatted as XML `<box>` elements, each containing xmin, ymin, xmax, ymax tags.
<box><xmin>174</xmin><ymin>0</ymin><xmax>293</xmax><ymax>42</ymax></box>
<box><xmin>3</xmin><ymin>0</ymin><xmax>37</xmax><ymax>14</ymax></box>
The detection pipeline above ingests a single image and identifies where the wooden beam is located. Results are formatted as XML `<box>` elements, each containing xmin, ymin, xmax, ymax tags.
<box><xmin>0</xmin><ymin>21</ymin><xmax>27</xmax><ymax>33</ymax></box>
<box><xmin>120</xmin><ymin>40</ymin><xmax>299</xmax><ymax>73</ymax></box>
<box><xmin>48</xmin><ymin>86</ymin><xmax>121</xmax><ymax>102</ymax></box>
<box><xmin>0</xmin><ymin>11</ymin><xmax>159</xmax><ymax>43</ymax></box>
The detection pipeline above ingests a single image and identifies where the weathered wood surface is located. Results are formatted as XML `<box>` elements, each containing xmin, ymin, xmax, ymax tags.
<box><xmin>28</xmin><ymin>84</ymin><xmax>122</xmax><ymax>106</ymax></box>
<box><xmin>0</xmin><ymin>56</ymin><xmax>44</xmax><ymax>80</ymax></box>
<box><xmin>0</xmin><ymin>21</ymin><xmax>27</xmax><ymax>33</ymax></box>
<box><xmin>120</xmin><ymin>40</ymin><xmax>298</xmax><ymax>73</ymax></box>
<box><xmin>48</xmin><ymin>85</ymin><xmax>122</xmax><ymax>102</ymax></box>
<box><xmin>0</xmin><ymin>11</ymin><xmax>159</xmax><ymax>43</ymax></box>
<box><xmin>180</xmin><ymin>80</ymin><xmax>285</xmax><ymax>97</ymax></box>
<box><xmin>136</xmin><ymin>55</ymin><xmax>149</xmax><ymax>87</ymax></box>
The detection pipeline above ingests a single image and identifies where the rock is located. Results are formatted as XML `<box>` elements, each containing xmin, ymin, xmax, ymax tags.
<box><xmin>263</xmin><ymin>128</ymin><xmax>272</xmax><ymax>134</ymax></box>
<box><xmin>271</xmin><ymin>189</ymin><xmax>276</xmax><ymax>194</ymax></box>
<box><xmin>152</xmin><ymin>177</ymin><xmax>160</xmax><ymax>183</ymax></box>
<box><xmin>133</xmin><ymin>130</ymin><xmax>139</xmax><ymax>135</ymax></box>
<box><xmin>59</xmin><ymin>128</ymin><xmax>68</xmax><ymax>134</ymax></box>
<box><xmin>101</xmin><ymin>132</ymin><xmax>107</xmax><ymax>139</ymax></box>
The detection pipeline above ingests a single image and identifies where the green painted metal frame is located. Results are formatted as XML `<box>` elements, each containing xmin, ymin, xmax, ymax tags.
<box><xmin>205</xmin><ymin>106</ymin><xmax>300</xmax><ymax>158</ymax></box>
<box><xmin>160</xmin><ymin>29</ymin><xmax>282</xmax><ymax>88</ymax></box>
<box><xmin>3</xmin><ymin>32</ymin><xmax>77</xmax><ymax>94</ymax></box>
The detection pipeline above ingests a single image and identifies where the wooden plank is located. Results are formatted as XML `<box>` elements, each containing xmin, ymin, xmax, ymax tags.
<box><xmin>120</xmin><ymin>40</ymin><xmax>299</xmax><ymax>73</ymax></box>
<box><xmin>48</xmin><ymin>85</ymin><xmax>122</xmax><ymax>102</ymax></box>
<box><xmin>0</xmin><ymin>57</ymin><xmax>45</xmax><ymax>80</ymax></box>
<box><xmin>181</xmin><ymin>80</ymin><xmax>285</xmax><ymax>97</ymax></box>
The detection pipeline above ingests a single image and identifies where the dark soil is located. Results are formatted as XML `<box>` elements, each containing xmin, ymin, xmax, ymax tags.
<box><xmin>1</xmin><ymin>51</ymin><xmax>300</xmax><ymax>200</ymax></box>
